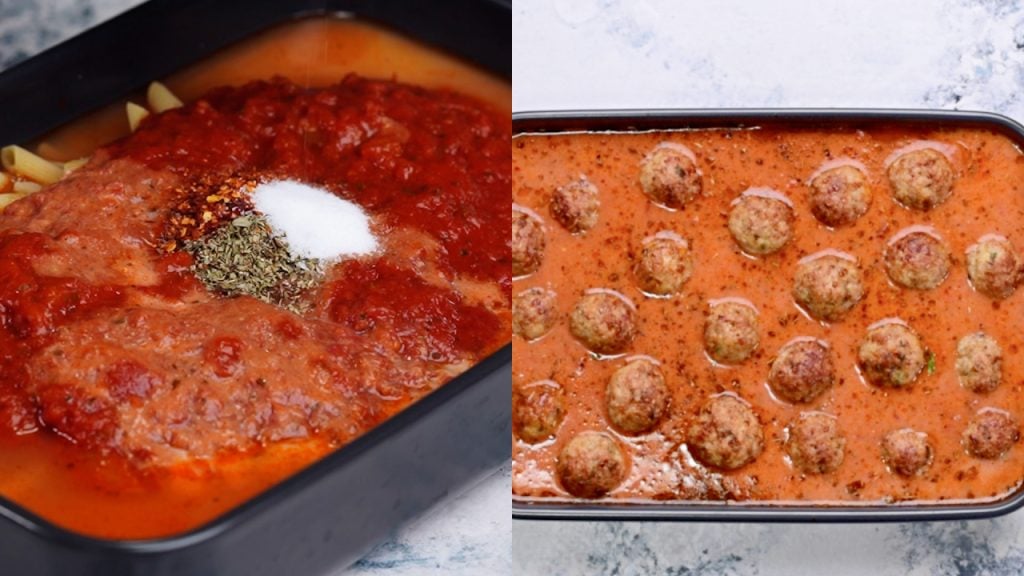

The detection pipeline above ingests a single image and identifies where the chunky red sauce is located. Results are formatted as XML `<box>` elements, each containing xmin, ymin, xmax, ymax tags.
<box><xmin>0</xmin><ymin>20</ymin><xmax>509</xmax><ymax>539</ymax></box>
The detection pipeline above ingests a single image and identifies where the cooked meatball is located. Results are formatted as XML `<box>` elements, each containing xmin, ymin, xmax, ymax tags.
<box><xmin>687</xmin><ymin>394</ymin><xmax>764</xmax><ymax>470</ymax></box>
<box><xmin>966</xmin><ymin>236</ymin><xmax>1021</xmax><ymax>299</ymax></box>
<box><xmin>556</xmin><ymin>431</ymin><xmax>628</xmax><ymax>498</ymax></box>
<box><xmin>808</xmin><ymin>164</ymin><xmax>871</xmax><ymax>227</ymax></box>
<box><xmin>786</xmin><ymin>412</ymin><xmax>845</xmax><ymax>474</ymax></box>
<box><xmin>512</xmin><ymin>287</ymin><xmax>558</xmax><ymax>341</ymax></box>
<box><xmin>512</xmin><ymin>206</ymin><xmax>545</xmax><ymax>277</ymax></box>
<box><xmin>963</xmin><ymin>409</ymin><xmax>1020</xmax><ymax>459</ymax></box>
<box><xmin>768</xmin><ymin>339</ymin><xmax>835</xmax><ymax>404</ymax></box>
<box><xmin>883</xmin><ymin>229</ymin><xmax>951</xmax><ymax>290</ymax></box>
<box><xmin>857</xmin><ymin>322</ymin><xmax>926</xmax><ymax>388</ymax></box>
<box><xmin>551</xmin><ymin>178</ymin><xmax>599</xmax><ymax>234</ymax></box>
<box><xmin>792</xmin><ymin>253</ymin><xmax>864</xmax><ymax>322</ymax></box>
<box><xmin>703</xmin><ymin>300</ymin><xmax>760</xmax><ymax>365</ymax></box>
<box><xmin>887</xmin><ymin>147</ymin><xmax>955</xmax><ymax>210</ymax></box>
<box><xmin>638</xmin><ymin>145</ymin><xmax>703</xmax><ymax>209</ymax></box>
<box><xmin>634</xmin><ymin>232</ymin><xmax>693</xmax><ymax>296</ymax></box>
<box><xmin>569</xmin><ymin>290</ymin><xmax>638</xmax><ymax>355</ymax></box>
<box><xmin>606</xmin><ymin>358</ymin><xmax>670</xmax><ymax>435</ymax></box>
<box><xmin>512</xmin><ymin>380</ymin><xmax>565</xmax><ymax>444</ymax></box>
<box><xmin>957</xmin><ymin>332</ymin><xmax>1003</xmax><ymax>393</ymax></box>
<box><xmin>881</xmin><ymin>428</ymin><xmax>933</xmax><ymax>477</ymax></box>
<box><xmin>727</xmin><ymin>192</ymin><xmax>794</xmax><ymax>255</ymax></box>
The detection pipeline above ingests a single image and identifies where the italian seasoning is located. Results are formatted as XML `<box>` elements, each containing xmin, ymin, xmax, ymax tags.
<box><xmin>186</xmin><ymin>214</ymin><xmax>322</xmax><ymax>312</ymax></box>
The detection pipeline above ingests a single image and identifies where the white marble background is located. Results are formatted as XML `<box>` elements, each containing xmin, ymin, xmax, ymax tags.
<box><xmin>0</xmin><ymin>1</ymin><xmax>509</xmax><ymax>575</ymax></box>
<box><xmin>514</xmin><ymin>0</ymin><xmax>1024</xmax><ymax>575</ymax></box>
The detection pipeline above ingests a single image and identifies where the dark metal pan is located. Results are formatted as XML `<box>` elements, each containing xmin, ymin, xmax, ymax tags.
<box><xmin>0</xmin><ymin>1</ymin><xmax>510</xmax><ymax>575</ymax></box>
<box><xmin>512</xmin><ymin>108</ymin><xmax>1024</xmax><ymax>522</ymax></box>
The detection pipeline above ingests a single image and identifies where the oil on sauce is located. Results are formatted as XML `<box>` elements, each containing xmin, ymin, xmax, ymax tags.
<box><xmin>0</xmin><ymin>17</ymin><xmax>510</xmax><ymax>540</ymax></box>
<box><xmin>513</xmin><ymin>126</ymin><xmax>1024</xmax><ymax>505</ymax></box>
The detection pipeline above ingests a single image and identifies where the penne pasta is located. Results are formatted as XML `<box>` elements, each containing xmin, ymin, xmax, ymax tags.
<box><xmin>64</xmin><ymin>157</ymin><xmax>89</xmax><ymax>172</ymax></box>
<box><xmin>147</xmin><ymin>81</ymin><xmax>183</xmax><ymax>113</ymax></box>
<box><xmin>126</xmin><ymin>101</ymin><xmax>150</xmax><ymax>132</ymax></box>
<box><xmin>0</xmin><ymin>191</ymin><xmax>30</xmax><ymax>211</ymax></box>
<box><xmin>0</xmin><ymin>145</ymin><xmax>64</xmax><ymax>185</ymax></box>
<box><xmin>0</xmin><ymin>171</ymin><xmax>10</xmax><ymax>194</ymax></box>
<box><xmin>12</xmin><ymin>180</ymin><xmax>43</xmax><ymax>194</ymax></box>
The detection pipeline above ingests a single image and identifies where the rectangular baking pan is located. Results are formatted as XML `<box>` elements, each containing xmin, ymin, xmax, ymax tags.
<box><xmin>0</xmin><ymin>1</ymin><xmax>510</xmax><ymax>575</ymax></box>
<box><xmin>512</xmin><ymin>108</ymin><xmax>1024</xmax><ymax>523</ymax></box>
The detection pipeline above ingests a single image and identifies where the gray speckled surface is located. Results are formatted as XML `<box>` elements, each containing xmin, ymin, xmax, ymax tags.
<box><xmin>514</xmin><ymin>1</ymin><xmax>1024</xmax><ymax>574</ymax></box>
<box><xmin>0</xmin><ymin>1</ymin><xmax>508</xmax><ymax>575</ymax></box>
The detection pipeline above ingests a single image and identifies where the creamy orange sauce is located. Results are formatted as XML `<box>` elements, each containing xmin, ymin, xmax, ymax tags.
<box><xmin>0</xmin><ymin>17</ymin><xmax>510</xmax><ymax>539</ymax></box>
<box><xmin>513</xmin><ymin>125</ymin><xmax>1024</xmax><ymax>505</ymax></box>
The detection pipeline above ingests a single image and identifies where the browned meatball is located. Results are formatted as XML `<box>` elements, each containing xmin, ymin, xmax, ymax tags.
<box><xmin>963</xmin><ymin>409</ymin><xmax>1020</xmax><ymax>459</ymax></box>
<box><xmin>786</xmin><ymin>412</ymin><xmax>845</xmax><ymax>474</ymax></box>
<box><xmin>687</xmin><ymin>394</ymin><xmax>764</xmax><ymax>470</ymax></box>
<box><xmin>966</xmin><ymin>235</ymin><xmax>1021</xmax><ymax>299</ymax></box>
<box><xmin>768</xmin><ymin>339</ymin><xmax>835</xmax><ymax>404</ymax></box>
<box><xmin>808</xmin><ymin>164</ymin><xmax>871</xmax><ymax>227</ymax></box>
<box><xmin>606</xmin><ymin>358</ymin><xmax>670</xmax><ymax>435</ymax></box>
<box><xmin>884</xmin><ymin>229</ymin><xmax>951</xmax><ymax>290</ymax></box>
<box><xmin>556</xmin><ymin>431</ymin><xmax>628</xmax><ymax>498</ymax></box>
<box><xmin>703</xmin><ymin>300</ymin><xmax>760</xmax><ymax>365</ymax></box>
<box><xmin>792</xmin><ymin>253</ymin><xmax>864</xmax><ymax>322</ymax></box>
<box><xmin>857</xmin><ymin>321</ymin><xmax>926</xmax><ymax>388</ymax></box>
<box><xmin>881</xmin><ymin>428</ymin><xmax>933</xmax><ymax>477</ymax></box>
<box><xmin>887</xmin><ymin>147</ymin><xmax>955</xmax><ymax>211</ymax></box>
<box><xmin>634</xmin><ymin>232</ymin><xmax>693</xmax><ymax>296</ymax></box>
<box><xmin>512</xmin><ymin>206</ymin><xmax>545</xmax><ymax>277</ymax></box>
<box><xmin>569</xmin><ymin>290</ymin><xmax>638</xmax><ymax>355</ymax></box>
<box><xmin>638</xmin><ymin>144</ymin><xmax>703</xmax><ymax>209</ymax></box>
<box><xmin>957</xmin><ymin>332</ymin><xmax>1003</xmax><ymax>393</ymax></box>
<box><xmin>512</xmin><ymin>287</ymin><xmax>557</xmax><ymax>341</ymax></box>
<box><xmin>727</xmin><ymin>191</ymin><xmax>794</xmax><ymax>255</ymax></box>
<box><xmin>513</xmin><ymin>380</ymin><xmax>565</xmax><ymax>444</ymax></box>
<box><xmin>550</xmin><ymin>178</ymin><xmax>599</xmax><ymax>234</ymax></box>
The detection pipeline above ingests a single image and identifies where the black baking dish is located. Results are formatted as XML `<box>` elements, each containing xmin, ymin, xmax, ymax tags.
<box><xmin>512</xmin><ymin>108</ymin><xmax>1024</xmax><ymax>523</ymax></box>
<box><xmin>0</xmin><ymin>1</ymin><xmax>510</xmax><ymax>575</ymax></box>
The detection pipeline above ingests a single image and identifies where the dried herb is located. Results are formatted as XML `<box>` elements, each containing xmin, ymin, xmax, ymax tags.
<box><xmin>186</xmin><ymin>214</ymin><xmax>322</xmax><ymax>312</ymax></box>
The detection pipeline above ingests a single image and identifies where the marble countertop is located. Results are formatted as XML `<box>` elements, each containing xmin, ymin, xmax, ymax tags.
<box><xmin>514</xmin><ymin>0</ymin><xmax>1024</xmax><ymax>574</ymax></box>
<box><xmin>0</xmin><ymin>1</ymin><xmax>508</xmax><ymax>575</ymax></box>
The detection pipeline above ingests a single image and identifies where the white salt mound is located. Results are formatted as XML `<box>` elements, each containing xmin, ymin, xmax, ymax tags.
<box><xmin>252</xmin><ymin>180</ymin><xmax>377</xmax><ymax>260</ymax></box>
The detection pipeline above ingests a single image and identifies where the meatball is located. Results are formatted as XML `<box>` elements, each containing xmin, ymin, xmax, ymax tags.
<box><xmin>512</xmin><ymin>380</ymin><xmax>565</xmax><ymax>444</ymax></box>
<box><xmin>881</xmin><ymin>428</ymin><xmax>933</xmax><ymax>477</ymax></box>
<box><xmin>808</xmin><ymin>164</ymin><xmax>871</xmax><ymax>227</ymax></box>
<box><xmin>727</xmin><ymin>192</ymin><xmax>794</xmax><ymax>256</ymax></box>
<box><xmin>887</xmin><ymin>147</ymin><xmax>955</xmax><ymax>210</ymax></box>
<box><xmin>857</xmin><ymin>322</ymin><xmax>926</xmax><ymax>388</ymax></box>
<box><xmin>556</xmin><ymin>431</ymin><xmax>628</xmax><ymax>498</ymax></box>
<box><xmin>883</xmin><ymin>229</ymin><xmax>951</xmax><ymax>290</ymax></box>
<box><xmin>956</xmin><ymin>332</ymin><xmax>1003</xmax><ymax>393</ymax></box>
<box><xmin>512</xmin><ymin>206</ymin><xmax>545</xmax><ymax>277</ymax></box>
<box><xmin>703</xmin><ymin>300</ymin><xmax>760</xmax><ymax>365</ymax></box>
<box><xmin>551</xmin><ymin>178</ymin><xmax>599</xmax><ymax>234</ymax></box>
<box><xmin>768</xmin><ymin>339</ymin><xmax>835</xmax><ymax>404</ymax></box>
<box><xmin>569</xmin><ymin>290</ymin><xmax>638</xmax><ymax>355</ymax></box>
<box><xmin>606</xmin><ymin>358</ymin><xmax>670</xmax><ymax>435</ymax></box>
<box><xmin>792</xmin><ymin>253</ymin><xmax>865</xmax><ymax>322</ymax></box>
<box><xmin>638</xmin><ymin>144</ymin><xmax>703</xmax><ymax>209</ymax></box>
<box><xmin>966</xmin><ymin>235</ymin><xmax>1021</xmax><ymax>299</ymax></box>
<box><xmin>786</xmin><ymin>412</ymin><xmax>845</xmax><ymax>474</ymax></box>
<box><xmin>687</xmin><ymin>394</ymin><xmax>764</xmax><ymax>470</ymax></box>
<box><xmin>634</xmin><ymin>232</ymin><xmax>693</xmax><ymax>296</ymax></box>
<box><xmin>963</xmin><ymin>409</ymin><xmax>1020</xmax><ymax>459</ymax></box>
<box><xmin>512</xmin><ymin>288</ymin><xmax>558</xmax><ymax>341</ymax></box>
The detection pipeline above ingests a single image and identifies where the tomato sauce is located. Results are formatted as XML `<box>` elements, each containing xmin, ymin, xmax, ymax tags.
<box><xmin>513</xmin><ymin>125</ymin><xmax>1024</xmax><ymax>506</ymax></box>
<box><xmin>0</xmin><ymin>18</ymin><xmax>510</xmax><ymax>539</ymax></box>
